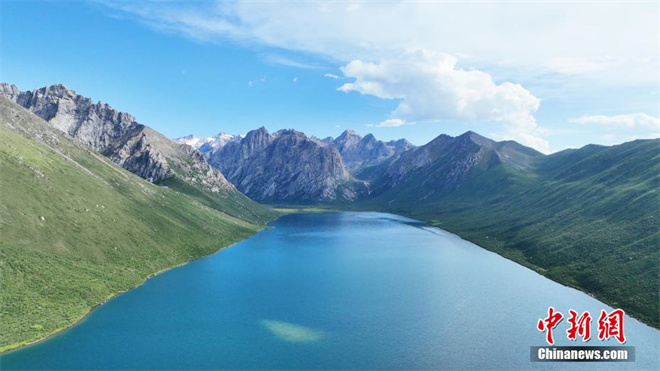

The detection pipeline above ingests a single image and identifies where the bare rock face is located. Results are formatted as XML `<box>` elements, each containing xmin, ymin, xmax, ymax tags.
<box><xmin>0</xmin><ymin>83</ymin><xmax>234</xmax><ymax>192</ymax></box>
<box><xmin>207</xmin><ymin>127</ymin><xmax>355</xmax><ymax>203</ymax></box>
<box><xmin>102</xmin><ymin>126</ymin><xmax>173</xmax><ymax>182</ymax></box>
<box><xmin>0</xmin><ymin>84</ymin><xmax>137</xmax><ymax>152</ymax></box>
<box><xmin>331</xmin><ymin>129</ymin><xmax>414</xmax><ymax>170</ymax></box>
<box><xmin>181</xmin><ymin>127</ymin><xmax>413</xmax><ymax>203</ymax></box>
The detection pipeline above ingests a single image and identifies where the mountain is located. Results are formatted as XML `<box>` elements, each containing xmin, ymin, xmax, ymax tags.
<box><xmin>356</xmin><ymin>131</ymin><xmax>660</xmax><ymax>327</ymax></box>
<box><xmin>175</xmin><ymin>133</ymin><xmax>240</xmax><ymax>157</ymax></box>
<box><xmin>0</xmin><ymin>83</ymin><xmax>273</xmax><ymax>223</ymax></box>
<box><xmin>6</xmin><ymin>82</ymin><xmax>656</xmax><ymax>329</ymax></box>
<box><xmin>357</xmin><ymin>131</ymin><xmax>542</xmax><ymax>197</ymax></box>
<box><xmin>190</xmin><ymin>122</ymin><xmax>658</xmax><ymax>326</ymax></box>
<box><xmin>332</xmin><ymin>129</ymin><xmax>414</xmax><ymax>170</ymax></box>
<box><xmin>179</xmin><ymin>127</ymin><xmax>413</xmax><ymax>203</ymax></box>
<box><xmin>0</xmin><ymin>95</ymin><xmax>277</xmax><ymax>351</ymax></box>
<box><xmin>206</xmin><ymin>127</ymin><xmax>362</xmax><ymax>203</ymax></box>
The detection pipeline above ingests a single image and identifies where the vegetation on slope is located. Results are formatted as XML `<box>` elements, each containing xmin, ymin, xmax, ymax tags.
<box><xmin>355</xmin><ymin>137</ymin><xmax>660</xmax><ymax>328</ymax></box>
<box><xmin>0</xmin><ymin>97</ymin><xmax>278</xmax><ymax>351</ymax></box>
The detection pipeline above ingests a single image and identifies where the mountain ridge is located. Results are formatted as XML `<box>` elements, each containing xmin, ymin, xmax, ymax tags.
<box><xmin>4</xmin><ymin>82</ymin><xmax>658</xmax><ymax>335</ymax></box>
<box><xmin>0</xmin><ymin>95</ymin><xmax>277</xmax><ymax>351</ymax></box>
<box><xmin>181</xmin><ymin>123</ymin><xmax>659</xmax><ymax>327</ymax></box>
<box><xmin>205</xmin><ymin>127</ymin><xmax>359</xmax><ymax>203</ymax></box>
<box><xmin>1</xmin><ymin>83</ymin><xmax>274</xmax><ymax>223</ymax></box>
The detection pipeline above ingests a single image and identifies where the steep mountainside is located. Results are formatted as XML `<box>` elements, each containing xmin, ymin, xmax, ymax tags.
<box><xmin>1</xmin><ymin>83</ymin><xmax>274</xmax><ymax>223</ymax></box>
<box><xmin>357</xmin><ymin>131</ymin><xmax>542</xmax><ymax>197</ymax></box>
<box><xmin>331</xmin><ymin>129</ymin><xmax>414</xmax><ymax>170</ymax></box>
<box><xmin>356</xmin><ymin>132</ymin><xmax>660</xmax><ymax>327</ymax></box>
<box><xmin>206</xmin><ymin>127</ymin><xmax>362</xmax><ymax>203</ymax></box>
<box><xmin>177</xmin><ymin>128</ymin><xmax>412</xmax><ymax>202</ymax></box>
<box><xmin>0</xmin><ymin>96</ymin><xmax>276</xmax><ymax>352</ymax></box>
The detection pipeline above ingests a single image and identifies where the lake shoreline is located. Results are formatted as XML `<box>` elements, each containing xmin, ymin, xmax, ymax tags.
<box><xmin>386</xmin><ymin>209</ymin><xmax>660</xmax><ymax>330</ymax></box>
<box><xmin>0</xmin><ymin>226</ymin><xmax>271</xmax><ymax>355</ymax></box>
<box><xmin>3</xmin><ymin>211</ymin><xmax>659</xmax><ymax>370</ymax></box>
<box><xmin>4</xmin><ymin>209</ymin><xmax>657</xmax><ymax>356</ymax></box>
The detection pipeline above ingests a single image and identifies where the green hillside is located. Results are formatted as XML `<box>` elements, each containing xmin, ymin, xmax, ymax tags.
<box><xmin>356</xmin><ymin>134</ymin><xmax>660</xmax><ymax>328</ymax></box>
<box><xmin>0</xmin><ymin>97</ymin><xmax>278</xmax><ymax>352</ymax></box>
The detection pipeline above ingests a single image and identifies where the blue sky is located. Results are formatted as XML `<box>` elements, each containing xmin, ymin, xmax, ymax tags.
<box><xmin>1</xmin><ymin>1</ymin><xmax>658</xmax><ymax>153</ymax></box>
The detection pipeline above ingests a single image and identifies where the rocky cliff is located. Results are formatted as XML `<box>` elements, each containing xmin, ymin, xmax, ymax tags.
<box><xmin>0</xmin><ymin>83</ymin><xmax>276</xmax><ymax>222</ymax></box>
<box><xmin>177</xmin><ymin>127</ymin><xmax>413</xmax><ymax>203</ymax></box>
<box><xmin>0</xmin><ymin>83</ymin><xmax>233</xmax><ymax>190</ymax></box>
<box><xmin>205</xmin><ymin>127</ymin><xmax>360</xmax><ymax>203</ymax></box>
<box><xmin>331</xmin><ymin>129</ymin><xmax>414</xmax><ymax>170</ymax></box>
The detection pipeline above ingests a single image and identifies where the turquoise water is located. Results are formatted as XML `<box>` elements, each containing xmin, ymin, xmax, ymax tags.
<box><xmin>2</xmin><ymin>212</ymin><xmax>659</xmax><ymax>370</ymax></box>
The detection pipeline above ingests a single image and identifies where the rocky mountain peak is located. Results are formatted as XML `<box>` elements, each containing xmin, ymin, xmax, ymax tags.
<box><xmin>386</xmin><ymin>138</ymin><xmax>414</xmax><ymax>152</ymax></box>
<box><xmin>457</xmin><ymin>130</ymin><xmax>494</xmax><ymax>148</ymax></box>
<box><xmin>1</xmin><ymin>83</ymin><xmax>235</xmax><ymax>193</ymax></box>
<box><xmin>334</xmin><ymin>128</ymin><xmax>363</xmax><ymax>152</ymax></box>
<box><xmin>0</xmin><ymin>83</ymin><xmax>138</xmax><ymax>151</ymax></box>
<box><xmin>329</xmin><ymin>130</ymin><xmax>415</xmax><ymax>170</ymax></box>
<box><xmin>362</xmin><ymin>133</ymin><xmax>377</xmax><ymax>142</ymax></box>
<box><xmin>0</xmin><ymin>83</ymin><xmax>25</xmax><ymax>102</ymax></box>
<box><xmin>206</xmin><ymin>127</ymin><xmax>355</xmax><ymax>203</ymax></box>
<box><xmin>42</xmin><ymin>83</ymin><xmax>75</xmax><ymax>97</ymax></box>
<box><xmin>240</xmin><ymin>127</ymin><xmax>272</xmax><ymax>156</ymax></box>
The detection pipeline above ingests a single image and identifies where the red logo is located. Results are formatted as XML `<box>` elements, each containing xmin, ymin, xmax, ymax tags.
<box><xmin>597</xmin><ymin>309</ymin><xmax>626</xmax><ymax>344</ymax></box>
<box><xmin>537</xmin><ymin>307</ymin><xmax>564</xmax><ymax>345</ymax></box>
<box><xmin>537</xmin><ymin>308</ymin><xmax>626</xmax><ymax>345</ymax></box>
<box><xmin>566</xmin><ymin>309</ymin><xmax>592</xmax><ymax>341</ymax></box>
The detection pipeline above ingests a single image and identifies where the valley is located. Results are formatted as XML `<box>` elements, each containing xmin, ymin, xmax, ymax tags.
<box><xmin>0</xmin><ymin>94</ymin><xmax>278</xmax><ymax>352</ymax></box>
<box><xmin>180</xmin><ymin>124</ymin><xmax>660</xmax><ymax>329</ymax></box>
<box><xmin>1</xmin><ymin>82</ymin><xmax>657</xmax><ymax>356</ymax></box>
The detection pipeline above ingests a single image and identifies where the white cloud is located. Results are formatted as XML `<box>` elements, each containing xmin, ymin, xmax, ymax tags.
<box><xmin>367</xmin><ymin>119</ymin><xmax>407</xmax><ymax>128</ymax></box>
<box><xmin>569</xmin><ymin>113</ymin><xmax>660</xmax><ymax>144</ymax></box>
<box><xmin>548</xmin><ymin>57</ymin><xmax>621</xmax><ymax>75</ymax></box>
<box><xmin>324</xmin><ymin>73</ymin><xmax>341</xmax><ymax>79</ymax></box>
<box><xmin>101</xmin><ymin>1</ymin><xmax>658</xmax><ymax>83</ymax></box>
<box><xmin>569</xmin><ymin>113</ymin><xmax>660</xmax><ymax>130</ymax></box>
<box><xmin>341</xmin><ymin>50</ymin><xmax>548</xmax><ymax>152</ymax></box>
<box><xmin>100</xmin><ymin>1</ymin><xmax>657</xmax><ymax>151</ymax></box>
<box><xmin>263</xmin><ymin>54</ymin><xmax>323</xmax><ymax>70</ymax></box>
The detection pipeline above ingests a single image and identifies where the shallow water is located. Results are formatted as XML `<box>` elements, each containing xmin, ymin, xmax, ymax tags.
<box><xmin>2</xmin><ymin>212</ymin><xmax>659</xmax><ymax>370</ymax></box>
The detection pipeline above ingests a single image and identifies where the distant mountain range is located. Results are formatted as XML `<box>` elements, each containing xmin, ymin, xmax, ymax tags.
<box><xmin>353</xmin><ymin>130</ymin><xmax>658</xmax><ymax>328</ymax></box>
<box><xmin>175</xmin><ymin>127</ymin><xmax>413</xmax><ymax>203</ymax></box>
<box><xmin>1</xmin><ymin>82</ymin><xmax>657</xmax><ymax>352</ymax></box>
<box><xmin>178</xmin><ymin>115</ymin><xmax>659</xmax><ymax>328</ymax></box>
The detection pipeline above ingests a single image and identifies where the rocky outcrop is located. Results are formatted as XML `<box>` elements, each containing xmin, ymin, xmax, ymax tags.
<box><xmin>207</xmin><ymin>127</ymin><xmax>357</xmax><ymax>203</ymax></box>
<box><xmin>331</xmin><ymin>129</ymin><xmax>414</xmax><ymax>170</ymax></box>
<box><xmin>178</xmin><ymin>127</ymin><xmax>413</xmax><ymax>203</ymax></box>
<box><xmin>0</xmin><ymin>84</ymin><xmax>138</xmax><ymax>152</ymax></box>
<box><xmin>0</xmin><ymin>83</ymin><xmax>234</xmax><ymax>192</ymax></box>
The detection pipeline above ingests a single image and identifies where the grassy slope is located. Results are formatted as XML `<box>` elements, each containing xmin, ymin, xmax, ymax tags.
<box><xmin>115</xmin><ymin>126</ymin><xmax>277</xmax><ymax>225</ymax></box>
<box><xmin>157</xmin><ymin>176</ymin><xmax>276</xmax><ymax>225</ymax></box>
<box><xmin>354</xmin><ymin>139</ymin><xmax>660</xmax><ymax>328</ymax></box>
<box><xmin>0</xmin><ymin>98</ymin><xmax>277</xmax><ymax>351</ymax></box>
